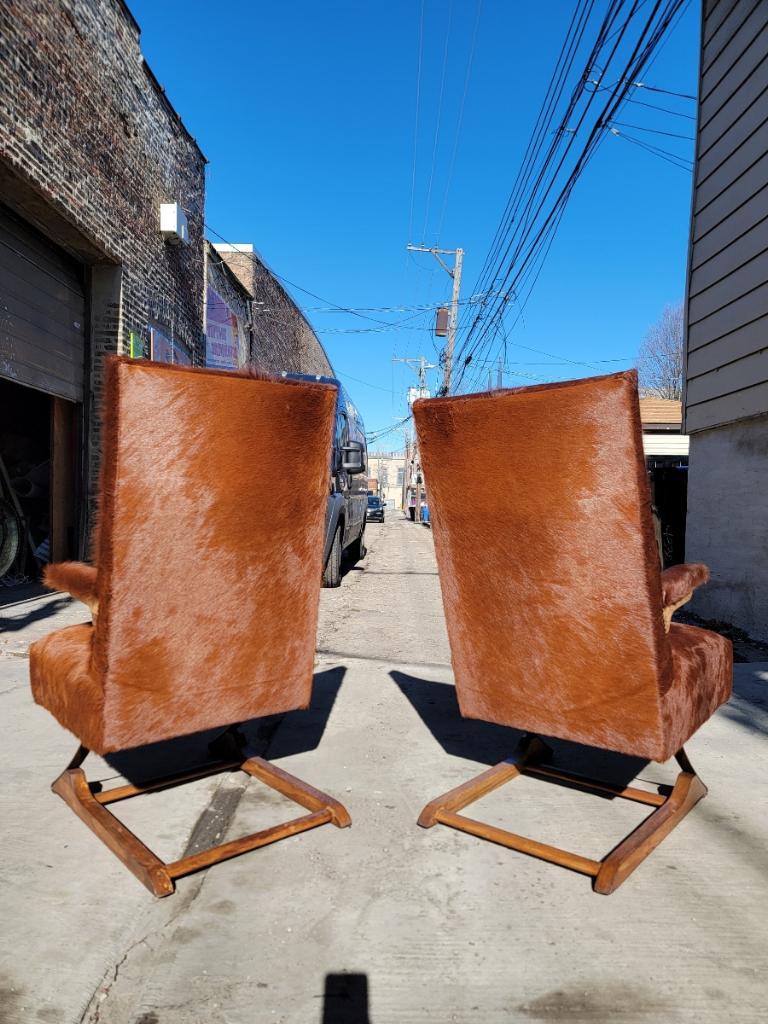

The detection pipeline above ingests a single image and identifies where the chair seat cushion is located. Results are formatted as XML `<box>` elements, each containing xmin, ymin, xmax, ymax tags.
<box><xmin>660</xmin><ymin>623</ymin><xmax>732</xmax><ymax>759</ymax></box>
<box><xmin>30</xmin><ymin>624</ymin><xmax>105</xmax><ymax>752</ymax></box>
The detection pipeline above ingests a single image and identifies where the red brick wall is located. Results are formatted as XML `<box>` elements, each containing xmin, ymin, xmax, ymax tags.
<box><xmin>0</xmin><ymin>0</ymin><xmax>206</xmax><ymax>533</ymax></box>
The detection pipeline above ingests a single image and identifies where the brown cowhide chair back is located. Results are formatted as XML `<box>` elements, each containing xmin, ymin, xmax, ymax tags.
<box><xmin>413</xmin><ymin>370</ymin><xmax>731</xmax><ymax>762</ymax></box>
<box><xmin>413</xmin><ymin>371</ymin><xmax>732</xmax><ymax>892</ymax></box>
<box><xmin>29</xmin><ymin>358</ymin><xmax>350</xmax><ymax>897</ymax></box>
<box><xmin>31</xmin><ymin>357</ymin><xmax>337</xmax><ymax>753</ymax></box>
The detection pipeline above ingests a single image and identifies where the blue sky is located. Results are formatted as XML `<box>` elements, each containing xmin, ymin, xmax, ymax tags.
<box><xmin>130</xmin><ymin>0</ymin><xmax>699</xmax><ymax>448</ymax></box>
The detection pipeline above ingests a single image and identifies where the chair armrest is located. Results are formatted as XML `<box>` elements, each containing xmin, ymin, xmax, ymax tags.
<box><xmin>661</xmin><ymin>563</ymin><xmax>709</xmax><ymax>632</ymax></box>
<box><xmin>43</xmin><ymin>562</ymin><xmax>99</xmax><ymax>618</ymax></box>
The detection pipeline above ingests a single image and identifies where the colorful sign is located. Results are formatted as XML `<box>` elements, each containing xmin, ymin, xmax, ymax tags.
<box><xmin>150</xmin><ymin>325</ymin><xmax>192</xmax><ymax>365</ymax></box>
<box><xmin>129</xmin><ymin>332</ymin><xmax>143</xmax><ymax>359</ymax></box>
<box><xmin>206</xmin><ymin>288</ymin><xmax>245</xmax><ymax>369</ymax></box>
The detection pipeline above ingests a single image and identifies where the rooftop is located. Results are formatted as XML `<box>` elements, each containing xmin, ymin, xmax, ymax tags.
<box><xmin>639</xmin><ymin>397</ymin><xmax>683</xmax><ymax>427</ymax></box>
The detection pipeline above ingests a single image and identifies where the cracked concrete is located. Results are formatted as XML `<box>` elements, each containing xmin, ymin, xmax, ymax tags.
<box><xmin>1</xmin><ymin>516</ymin><xmax>767</xmax><ymax>1023</ymax></box>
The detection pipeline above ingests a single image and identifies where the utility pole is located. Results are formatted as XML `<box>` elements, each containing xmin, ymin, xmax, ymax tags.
<box><xmin>406</xmin><ymin>244</ymin><xmax>464</xmax><ymax>395</ymax></box>
<box><xmin>401</xmin><ymin>433</ymin><xmax>411</xmax><ymax>513</ymax></box>
<box><xmin>391</xmin><ymin>421</ymin><xmax>413</xmax><ymax>514</ymax></box>
<box><xmin>393</xmin><ymin>355</ymin><xmax>435</xmax><ymax>524</ymax></box>
<box><xmin>393</xmin><ymin>354</ymin><xmax>435</xmax><ymax>398</ymax></box>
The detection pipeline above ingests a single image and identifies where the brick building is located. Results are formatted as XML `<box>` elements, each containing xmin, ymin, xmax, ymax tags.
<box><xmin>0</xmin><ymin>0</ymin><xmax>333</xmax><ymax>577</ymax></box>
<box><xmin>213</xmin><ymin>244</ymin><xmax>333</xmax><ymax>376</ymax></box>
<box><xmin>0</xmin><ymin>0</ymin><xmax>206</xmax><ymax>563</ymax></box>
<box><xmin>205</xmin><ymin>243</ymin><xmax>252</xmax><ymax>370</ymax></box>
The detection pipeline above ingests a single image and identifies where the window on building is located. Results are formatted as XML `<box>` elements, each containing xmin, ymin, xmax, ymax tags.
<box><xmin>396</xmin><ymin>467</ymin><xmax>404</xmax><ymax>486</ymax></box>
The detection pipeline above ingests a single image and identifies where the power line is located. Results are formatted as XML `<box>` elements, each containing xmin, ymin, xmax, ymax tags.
<box><xmin>631</xmin><ymin>80</ymin><xmax>695</xmax><ymax>100</ymax></box>
<box><xmin>434</xmin><ymin>0</ymin><xmax>484</xmax><ymax>245</ymax></box>
<box><xmin>453</xmin><ymin>0</ymin><xmax>689</xmax><ymax>392</ymax></box>
<box><xmin>407</xmin><ymin>0</ymin><xmax>426</xmax><ymax>250</ymax></box>
<box><xmin>626</xmin><ymin>95</ymin><xmax>695</xmax><ymax>118</ymax></box>
<box><xmin>609</xmin><ymin>126</ymin><xmax>693</xmax><ymax>169</ymax></box>
<box><xmin>471</xmin><ymin>356</ymin><xmax>632</xmax><ymax>366</ymax></box>
<box><xmin>458</xmin><ymin>0</ymin><xmax>624</xmax><ymax>362</ymax></box>
<box><xmin>366</xmin><ymin>415</ymin><xmax>413</xmax><ymax>442</ymax></box>
<box><xmin>455</xmin><ymin>0</ymin><xmax>643</xmax><ymax>387</ymax></box>
<box><xmin>205</xmin><ymin>223</ymin><xmax>397</xmax><ymax>327</ymax></box>
<box><xmin>335</xmin><ymin>370</ymin><xmax>395</xmax><ymax>395</ymax></box>
<box><xmin>314</xmin><ymin>323</ymin><xmax>473</xmax><ymax>335</ymax></box>
<box><xmin>609</xmin><ymin>119</ymin><xmax>694</xmax><ymax>140</ymax></box>
<box><xmin>299</xmin><ymin>295</ymin><xmax>491</xmax><ymax>315</ymax></box>
<box><xmin>466</xmin><ymin>0</ymin><xmax>598</xmax><ymax>316</ymax></box>
<box><xmin>420</xmin><ymin>0</ymin><xmax>454</xmax><ymax>243</ymax></box>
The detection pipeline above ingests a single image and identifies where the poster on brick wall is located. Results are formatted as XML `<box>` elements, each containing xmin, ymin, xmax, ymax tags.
<box><xmin>150</xmin><ymin>325</ymin><xmax>192</xmax><ymax>365</ymax></box>
<box><xmin>206</xmin><ymin>288</ymin><xmax>246</xmax><ymax>369</ymax></box>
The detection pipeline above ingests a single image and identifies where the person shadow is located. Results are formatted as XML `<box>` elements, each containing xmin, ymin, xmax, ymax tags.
<box><xmin>321</xmin><ymin>973</ymin><xmax>370</xmax><ymax>1024</ymax></box>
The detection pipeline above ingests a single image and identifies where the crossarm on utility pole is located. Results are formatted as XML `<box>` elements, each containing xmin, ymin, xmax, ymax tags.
<box><xmin>404</xmin><ymin>244</ymin><xmax>464</xmax><ymax>394</ymax></box>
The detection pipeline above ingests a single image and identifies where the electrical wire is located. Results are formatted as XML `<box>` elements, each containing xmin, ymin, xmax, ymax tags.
<box><xmin>609</xmin><ymin>119</ymin><xmax>694</xmax><ymax>139</ymax></box>
<box><xmin>365</xmin><ymin>415</ymin><xmax>413</xmax><ymax>442</ymax></box>
<box><xmin>609</xmin><ymin>126</ymin><xmax>693</xmax><ymax>169</ymax></box>
<box><xmin>298</xmin><ymin>295</ymin><xmax>490</xmax><ymax>315</ymax></box>
<box><xmin>452</xmin><ymin>0</ymin><xmax>689</xmax><ymax>393</ymax></box>
<box><xmin>466</xmin><ymin>0</ymin><xmax>599</xmax><ymax>316</ymax></box>
<box><xmin>434</xmin><ymin>0</ymin><xmax>484</xmax><ymax>246</ymax></box>
<box><xmin>421</xmin><ymin>0</ymin><xmax>454</xmax><ymax>243</ymax></box>
<box><xmin>455</xmin><ymin>0</ymin><xmax>642</xmax><ymax>388</ymax></box>
<box><xmin>335</xmin><ymin>371</ymin><xmax>395</xmax><ymax>394</ymax></box>
<box><xmin>457</xmin><ymin>0</ymin><xmax>623</xmax><ymax>368</ymax></box>
<box><xmin>205</xmin><ymin>223</ymin><xmax>400</xmax><ymax>327</ymax></box>
<box><xmin>631</xmin><ymin>81</ymin><xmax>695</xmax><ymax>99</ymax></box>
<box><xmin>407</xmin><ymin>0</ymin><xmax>426</xmax><ymax>250</ymax></box>
<box><xmin>626</xmin><ymin>96</ymin><xmax>695</xmax><ymax>118</ymax></box>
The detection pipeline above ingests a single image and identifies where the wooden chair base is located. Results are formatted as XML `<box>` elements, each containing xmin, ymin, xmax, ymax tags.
<box><xmin>418</xmin><ymin>738</ymin><xmax>706</xmax><ymax>894</ymax></box>
<box><xmin>52</xmin><ymin>742</ymin><xmax>351</xmax><ymax>897</ymax></box>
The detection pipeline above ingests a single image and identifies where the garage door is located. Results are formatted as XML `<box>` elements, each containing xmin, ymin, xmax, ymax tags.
<box><xmin>0</xmin><ymin>204</ymin><xmax>85</xmax><ymax>401</ymax></box>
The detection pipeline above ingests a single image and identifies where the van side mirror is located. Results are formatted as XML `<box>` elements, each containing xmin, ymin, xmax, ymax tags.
<box><xmin>341</xmin><ymin>441</ymin><xmax>365</xmax><ymax>474</ymax></box>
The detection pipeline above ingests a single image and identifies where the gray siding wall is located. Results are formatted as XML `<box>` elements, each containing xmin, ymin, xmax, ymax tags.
<box><xmin>685</xmin><ymin>414</ymin><xmax>768</xmax><ymax>640</ymax></box>
<box><xmin>684</xmin><ymin>0</ymin><xmax>768</xmax><ymax>433</ymax></box>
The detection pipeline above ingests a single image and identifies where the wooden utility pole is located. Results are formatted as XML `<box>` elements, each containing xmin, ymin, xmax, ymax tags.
<box><xmin>406</xmin><ymin>244</ymin><xmax>464</xmax><ymax>394</ymax></box>
<box><xmin>445</xmin><ymin>247</ymin><xmax>464</xmax><ymax>394</ymax></box>
<box><xmin>393</xmin><ymin>355</ymin><xmax>435</xmax><ymax>524</ymax></box>
<box><xmin>401</xmin><ymin>437</ymin><xmax>410</xmax><ymax>512</ymax></box>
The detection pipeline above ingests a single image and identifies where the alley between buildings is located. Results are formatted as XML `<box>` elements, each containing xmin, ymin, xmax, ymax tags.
<box><xmin>1</xmin><ymin>515</ymin><xmax>766</xmax><ymax>1023</ymax></box>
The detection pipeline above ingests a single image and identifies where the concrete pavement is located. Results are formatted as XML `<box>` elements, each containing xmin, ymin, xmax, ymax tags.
<box><xmin>1</xmin><ymin>515</ymin><xmax>767</xmax><ymax>1023</ymax></box>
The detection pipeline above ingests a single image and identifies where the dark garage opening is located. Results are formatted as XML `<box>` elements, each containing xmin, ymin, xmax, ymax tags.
<box><xmin>0</xmin><ymin>376</ymin><xmax>79</xmax><ymax>584</ymax></box>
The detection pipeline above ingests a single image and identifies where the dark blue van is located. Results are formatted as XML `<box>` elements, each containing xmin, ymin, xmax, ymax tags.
<box><xmin>284</xmin><ymin>374</ymin><xmax>368</xmax><ymax>587</ymax></box>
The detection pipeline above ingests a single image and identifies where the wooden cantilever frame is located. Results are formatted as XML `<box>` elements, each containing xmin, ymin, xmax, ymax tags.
<box><xmin>52</xmin><ymin>736</ymin><xmax>351</xmax><ymax>897</ymax></box>
<box><xmin>418</xmin><ymin>737</ymin><xmax>706</xmax><ymax>894</ymax></box>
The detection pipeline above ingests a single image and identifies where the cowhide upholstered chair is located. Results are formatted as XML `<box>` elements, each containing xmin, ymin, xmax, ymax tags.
<box><xmin>30</xmin><ymin>357</ymin><xmax>350</xmax><ymax>896</ymax></box>
<box><xmin>413</xmin><ymin>370</ymin><xmax>731</xmax><ymax>894</ymax></box>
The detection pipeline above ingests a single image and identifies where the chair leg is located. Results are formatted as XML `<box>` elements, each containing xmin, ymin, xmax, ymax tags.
<box><xmin>418</xmin><ymin>741</ymin><xmax>707</xmax><ymax>894</ymax></box>
<box><xmin>241</xmin><ymin>756</ymin><xmax>352</xmax><ymax>828</ymax></box>
<box><xmin>593</xmin><ymin>750</ymin><xmax>707</xmax><ymax>894</ymax></box>
<box><xmin>52</xmin><ymin>765</ymin><xmax>174</xmax><ymax>896</ymax></box>
<box><xmin>51</xmin><ymin>744</ymin><xmax>351</xmax><ymax>897</ymax></box>
<box><xmin>418</xmin><ymin>733</ymin><xmax>550</xmax><ymax>827</ymax></box>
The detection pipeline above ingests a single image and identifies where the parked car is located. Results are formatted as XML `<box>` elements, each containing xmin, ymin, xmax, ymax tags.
<box><xmin>284</xmin><ymin>373</ymin><xmax>368</xmax><ymax>587</ymax></box>
<box><xmin>366</xmin><ymin>495</ymin><xmax>385</xmax><ymax>522</ymax></box>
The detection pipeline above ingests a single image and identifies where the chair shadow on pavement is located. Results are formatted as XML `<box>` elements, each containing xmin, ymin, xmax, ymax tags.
<box><xmin>721</xmin><ymin>667</ymin><xmax>768</xmax><ymax>738</ymax></box>
<box><xmin>390</xmin><ymin>670</ymin><xmax>653</xmax><ymax>795</ymax></box>
<box><xmin>99</xmin><ymin>666</ymin><xmax>347</xmax><ymax>785</ymax></box>
<box><xmin>321</xmin><ymin>973</ymin><xmax>370</xmax><ymax>1024</ymax></box>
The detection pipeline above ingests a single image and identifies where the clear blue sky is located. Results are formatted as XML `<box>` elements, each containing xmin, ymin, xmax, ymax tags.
<box><xmin>129</xmin><ymin>0</ymin><xmax>698</xmax><ymax>448</ymax></box>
